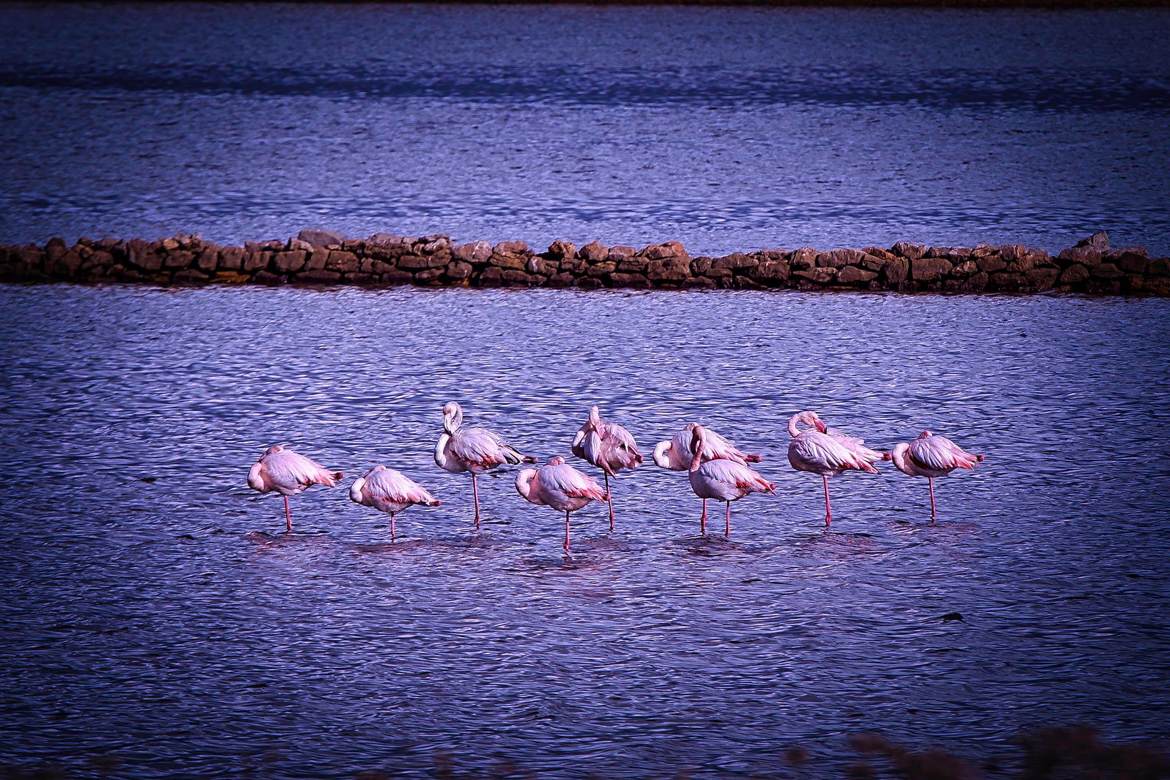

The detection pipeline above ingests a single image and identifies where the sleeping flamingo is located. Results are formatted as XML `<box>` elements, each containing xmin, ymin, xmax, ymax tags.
<box><xmin>350</xmin><ymin>465</ymin><xmax>441</xmax><ymax>540</ymax></box>
<box><xmin>786</xmin><ymin>411</ymin><xmax>882</xmax><ymax>527</ymax></box>
<box><xmin>654</xmin><ymin>423</ymin><xmax>763</xmax><ymax>524</ymax></box>
<box><xmin>247</xmin><ymin>444</ymin><xmax>343</xmax><ymax>532</ymax></box>
<box><xmin>571</xmin><ymin>405</ymin><xmax>642</xmax><ymax>531</ymax></box>
<box><xmin>434</xmin><ymin>401</ymin><xmax>533</xmax><ymax>528</ymax></box>
<box><xmin>885</xmin><ymin>431</ymin><xmax>984</xmax><ymax>522</ymax></box>
<box><xmin>687</xmin><ymin>425</ymin><xmax>775</xmax><ymax>536</ymax></box>
<box><xmin>516</xmin><ymin>456</ymin><xmax>608</xmax><ymax>554</ymax></box>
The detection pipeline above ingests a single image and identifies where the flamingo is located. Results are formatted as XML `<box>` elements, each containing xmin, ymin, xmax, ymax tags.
<box><xmin>571</xmin><ymin>405</ymin><xmax>642</xmax><ymax>531</ymax></box>
<box><xmin>247</xmin><ymin>444</ymin><xmax>343</xmax><ymax>532</ymax></box>
<box><xmin>885</xmin><ymin>431</ymin><xmax>984</xmax><ymax>522</ymax></box>
<box><xmin>516</xmin><ymin>456</ymin><xmax>608</xmax><ymax>554</ymax></box>
<box><xmin>434</xmin><ymin>401</ymin><xmax>533</xmax><ymax>528</ymax></box>
<box><xmin>786</xmin><ymin>411</ymin><xmax>881</xmax><ymax>527</ymax></box>
<box><xmin>349</xmin><ymin>465</ymin><xmax>441</xmax><ymax>540</ymax></box>
<box><xmin>687</xmin><ymin>425</ymin><xmax>775</xmax><ymax>536</ymax></box>
<box><xmin>653</xmin><ymin>423</ymin><xmax>762</xmax><ymax>523</ymax></box>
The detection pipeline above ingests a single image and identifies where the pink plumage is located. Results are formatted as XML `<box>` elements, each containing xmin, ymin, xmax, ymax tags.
<box><xmin>653</xmin><ymin>423</ymin><xmax>762</xmax><ymax>471</ymax></box>
<box><xmin>571</xmin><ymin>405</ymin><xmax>642</xmax><ymax>531</ymax></box>
<box><xmin>247</xmin><ymin>444</ymin><xmax>343</xmax><ymax>532</ymax></box>
<box><xmin>686</xmin><ymin>425</ymin><xmax>775</xmax><ymax>536</ymax></box>
<box><xmin>516</xmin><ymin>456</ymin><xmax>608</xmax><ymax>554</ymax></box>
<box><xmin>434</xmin><ymin>401</ymin><xmax>532</xmax><ymax>528</ymax></box>
<box><xmin>885</xmin><ymin>430</ymin><xmax>985</xmax><ymax>521</ymax></box>
<box><xmin>786</xmin><ymin>411</ymin><xmax>881</xmax><ymax>527</ymax></box>
<box><xmin>350</xmin><ymin>464</ymin><xmax>441</xmax><ymax>540</ymax></box>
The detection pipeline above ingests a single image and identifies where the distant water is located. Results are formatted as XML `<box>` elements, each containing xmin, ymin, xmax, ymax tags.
<box><xmin>1</xmin><ymin>5</ymin><xmax>1170</xmax><ymax>253</ymax></box>
<box><xmin>1</xmin><ymin>285</ymin><xmax>1169</xmax><ymax>777</ymax></box>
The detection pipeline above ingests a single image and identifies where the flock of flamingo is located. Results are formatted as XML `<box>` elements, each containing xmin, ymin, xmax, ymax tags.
<box><xmin>247</xmin><ymin>402</ymin><xmax>985</xmax><ymax>553</ymax></box>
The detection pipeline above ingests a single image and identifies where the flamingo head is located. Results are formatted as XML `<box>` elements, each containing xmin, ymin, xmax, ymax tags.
<box><xmin>918</xmin><ymin>430</ymin><xmax>933</xmax><ymax>439</ymax></box>
<box><xmin>442</xmin><ymin>402</ymin><xmax>463</xmax><ymax>433</ymax></box>
<box><xmin>587</xmin><ymin>405</ymin><xmax>602</xmax><ymax>427</ymax></box>
<box><xmin>652</xmin><ymin>440</ymin><xmax>673</xmax><ymax>469</ymax></box>
<box><xmin>547</xmin><ymin>455</ymin><xmax>566</xmax><ymax>466</ymax></box>
<box><xmin>515</xmin><ymin>468</ymin><xmax>538</xmax><ymax>504</ymax></box>
<box><xmin>263</xmin><ymin>444</ymin><xmax>285</xmax><ymax>456</ymax></box>
<box><xmin>688</xmin><ymin>425</ymin><xmax>708</xmax><ymax>470</ymax></box>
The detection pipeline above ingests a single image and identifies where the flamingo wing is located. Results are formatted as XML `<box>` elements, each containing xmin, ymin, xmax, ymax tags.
<box><xmin>265</xmin><ymin>449</ymin><xmax>340</xmax><ymax>489</ymax></box>
<box><xmin>791</xmin><ymin>432</ymin><xmax>873</xmax><ymax>473</ymax></box>
<box><xmin>541</xmin><ymin>462</ymin><xmax>607</xmax><ymax>501</ymax></box>
<box><xmin>909</xmin><ymin>435</ymin><xmax>979</xmax><ymax>471</ymax></box>
<box><xmin>367</xmin><ymin>467</ymin><xmax>439</xmax><ymax>507</ymax></box>
<box><xmin>700</xmin><ymin>459</ymin><xmax>775</xmax><ymax>493</ymax></box>
<box><xmin>827</xmin><ymin>428</ymin><xmax>883</xmax><ymax>464</ymax></box>
<box><xmin>450</xmin><ymin>427</ymin><xmax>518</xmax><ymax>469</ymax></box>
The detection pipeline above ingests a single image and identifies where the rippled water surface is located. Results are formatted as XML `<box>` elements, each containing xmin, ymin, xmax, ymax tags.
<box><xmin>1</xmin><ymin>4</ymin><xmax>1170</xmax><ymax>252</ymax></box>
<box><xmin>1</xmin><ymin>285</ymin><xmax>1168</xmax><ymax>777</ymax></box>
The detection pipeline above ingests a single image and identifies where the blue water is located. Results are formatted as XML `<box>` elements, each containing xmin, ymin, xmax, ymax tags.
<box><xmin>1</xmin><ymin>284</ymin><xmax>1169</xmax><ymax>777</ymax></box>
<box><xmin>1</xmin><ymin>4</ymin><xmax>1170</xmax><ymax>254</ymax></box>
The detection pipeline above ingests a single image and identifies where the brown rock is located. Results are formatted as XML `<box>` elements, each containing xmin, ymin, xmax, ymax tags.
<box><xmin>1059</xmin><ymin>264</ymin><xmax>1091</xmax><ymax>285</ymax></box>
<box><xmin>445</xmin><ymin>261</ymin><xmax>473</xmax><ymax>281</ymax></box>
<box><xmin>1092</xmin><ymin>263</ymin><xmax>1123</xmax><ymax>279</ymax></box>
<box><xmin>713</xmin><ymin>253</ymin><xmax>758</xmax><ymax>272</ymax></box>
<box><xmin>609</xmin><ymin>272</ymin><xmax>650</xmax><ymax>288</ymax></box>
<box><xmin>478</xmin><ymin>267</ymin><xmax>505</xmax><ymax>287</ymax></box>
<box><xmin>399</xmin><ymin>254</ymin><xmax>447</xmax><ymax>271</ymax></box>
<box><xmin>494</xmin><ymin>240</ymin><xmax>528</xmax><ymax>256</ymax></box>
<box><xmin>641</xmin><ymin>241</ymin><xmax>687</xmax><ymax>260</ymax></box>
<box><xmin>790</xmin><ymin>248</ymin><xmax>817</xmax><ymax>270</ymax></box>
<box><xmin>501</xmin><ymin>269</ymin><xmax>539</xmax><ymax>286</ymax></box>
<box><xmin>974</xmin><ymin>254</ymin><xmax>1008</xmax><ymax>274</ymax></box>
<box><xmin>1111</xmin><ymin>249</ymin><xmax>1150</xmax><ymax>274</ymax></box>
<box><xmin>273</xmin><ymin>251</ymin><xmax>307</xmax><ymax>273</ymax></box>
<box><xmin>685</xmin><ymin>276</ymin><xmax>716</xmax><ymax>289</ymax></box>
<box><xmin>1074</xmin><ymin>231</ymin><xmax>1110</xmax><ymax>251</ymax></box>
<box><xmin>253</xmin><ymin>270</ymin><xmax>285</xmax><ymax>286</ymax></box>
<box><xmin>607</xmin><ymin>245</ymin><xmax>636</xmax><ymax>262</ymax></box>
<box><xmin>792</xmin><ymin>267</ymin><xmax>837</xmax><ymax>284</ymax></box>
<box><xmin>586</xmin><ymin>262</ymin><xmax>617</xmax><ymax>277</ymax></box>
<box><xmin>213</xmin><ymin>271</ymin><xmax>251</xmax><ymax>284</ymax></box>
<box><xmin>380</xmin><ymin>270</ymin><xmax>414</xmax><ymax>285</ymax></box>
<box><xmin>243</xmin><ymin>251</ymin><xmax>270</xmax><ymax>272</ymax></box>
<box><xmin>617</xmin><ymin>256</ymin><xmax>649</xmax><ymax>274</ymax></box>
<box><xmin>287</xmin><ymin>238</ymin><xmax>314</xmax><ymax>253</ymax></box>
<box><xmin>856</xmin><ymin>253</ymin><xmax>886</xmax><ymax>271</ymax></box>
<box><xmin>891</xmin><ymin>241</ymin><xmax>926</xmax><ymax>260</ymax></box>
<box><xmin>547</xmin><ymin>272</ymin><xmax>576</xmax><ymax>288</ymax></box>
<box><xmin>296</xmin><ymin>269</ymin><xmax>341</xmax><ymax>284</ymax></box>
<box><xmin>578</xmin><ymin>240</ymin><xmax>609</xmax><ymax>263</ymax></box>
<box><xmin>862</xmin><ymin>247</ymin><xmax>897</xmax><ymax>262</ymax></box>
<box><xmin>577</xmin><ymin>277</ymin><xmax>603</xmax><ymax>290</ymax></box>
<box><xmin>368</xmin><ymin>232</ymin><xmax>407</xmax><ymax>246</ymax></box>
<box><xmin>1147</xmin><ymin>276</ymin><xmax>1170</xmax><ymax>295</ymax></box>
<box><xmin>414</xmin><ymin>268</ymin><xmax>445</xmax><ymax>284</ymax></box>
<box><xmin>305</xmin><ymin>248</ymin><xmax>330</xmax><ymax>271</ymax></box>
<box><xmin>837</xmin><ymin>265</ymin><xmax>878</xmax><ymax>285</ymax></box>
<box><xmin>545</xmin><ymin>240</ymin><xmax>576</xmax><ymax>259</ymax></box>
<box><xmin>1057</xmin><ymin>246</ymin><xmax>1102</xmax><ymax>267</ymax></box>
<box><xmin>219</xmin><ymin>246</ymin><xmax>244</xmax><ymax>271</ymax></box>
<box><xmin>526</xmin><ymin>256</ymin><xmax>553</xmax><ymax>276</ymax></box>
<box><xmin>297</xmin><ymin>228</ymin><xmax>345</xmax><ymax>248</ymax></box>
<box><xmin>751</xmin><ymin>260</ymin><xmax>790</xmax><ymax>285</ymax></box>
<box><xmin>951</xmin><ymin>260</ymin><xmax>979</xmax><ymax>277</ymax></box>
<box><xmin>161</xmin><ymin>237</ymin><xmax>180</xmax><ymax>251</ymax></box>
<box><xmin>966</xmin><ymin>272</ymin><xmax>989</xmax><ymax>291</ymax></box>
<box><xmin>172</xmin><ymin>268</ymin><xmax>209</xmax><ymax>285</ymax></box>
<box><xmin>647</xmin><ymin>257</ymin><xmax>691</xmax><ymax>282</ymax></box>
<box><xmin>819</xmin><ymin>249</ymin><xmax>862</xmax><ymax>268</ymax></box>
<box><xmin>1026</xmin><ymin>267</ymin><xmax>1060</xmax><ymax>290</ymax></box>
<box><xmin>418</xmin><ymin>236</ymin><xmax>451</xmax><ymax>254</ymax></box>
<box><xmin>488</xmin><ymin>253</ymin><xmax>528</xmax><ymax>271</ymax></box>
<box><xmin>911</xmin><ymin>257</ymin><xmax>953</xmax><ymax>281</ymax></box>
<box><xmin>326</xmin><ymin>250</ymin><xmax>360</xmax><ymax>273</ymax></box>
<box><xmin>164</xmin><ymin>251</ymin><xmax>194</xmax><ymax>270</ymax></box>
<box><xmin>454</xmin><ymin>241</ymin><xmax>492</xmax><ymax>264</ymax></box>
<box><xmin>884</xmin><ymin>257</ymin><xmax>910</xmax><ymax>284</ymax></box>
<box><xmin>1149</xmin><ymin>258</ymin><xmax>1170</xmax><ymax>276</ymax></box>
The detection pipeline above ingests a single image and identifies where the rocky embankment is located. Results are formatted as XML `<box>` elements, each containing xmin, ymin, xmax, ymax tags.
<box><xmin>1</xmin><ymin>229</ymin><xmax>1165</xmax><ymax>295</ymax></box>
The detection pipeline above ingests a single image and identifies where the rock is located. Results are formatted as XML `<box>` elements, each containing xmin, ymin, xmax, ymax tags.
<box><xmin>641</xmin><ymin>240</ymin><xmax>687</xmax><ymax>260</ymax></box>
<box><xmin>296</xmin><ymin>269</ymin><xmax>341</xmax><ymax>284</ymax></box>
<box><xmin>818</xmin><ymin>249</ymin><xmax>862</xmax><ymax>268</ymax></box>
<box><xmin>243</xmin><ymin>251</ymin><xmax>270</xmax><ymax>272</ymax></box>
<box><xmin>617</xmin><ymin>257</ymin><xmax>649</xmax><ymax>274</ymax></box>
<box><xmin>418</xmin><ymin>236</ymin><xmax>451</xmax><ymax>255</ymax></box>
<box><xmin>578</xmin><ymin>240</ymin><xmax>609</xmax><ymax>263</ymax></box>
<box><xmin>1074</xmin><ymin>231</ymin><xmax>1109</xmax><ymax>251</ymax></box>
<box><xmin>380</xmin><ymin>270</ymin><xmax>414</xmax><ymax>285</ymax></box>
<box><xmin>1026</xmin><ymin>267</ymin><xmax>1060</xmax><ymax>289</ymax></box>
<box><xmin>911</xmin><ymin>257</ymin><xmax>953</xmax><ymax>282</ymax></box>
<box><xmin>478</xmin><ymin>267</ymin><xmax>505</xmax><ymax>287</ymax></box>
<box><xmin>164</xmin><ymin>251</ymin><xmax>194</xmax><ymax>270</ymax></box>
<box><xmin>1057</xmin><ymin>245</ymin><xmax>1102</xmax><ymax>267</ymax></box>
<box><xmin>586</xmin><ymin>262</ymin><xmax>617</xmax><ymax>277</ymax></box>
<box><xmin>305</xmin><ymin>248</ymin><xmax>330</xmax><ymax>271</ymax></box>
<box><xmin>488</xmin><ymin>253</ymin><xmax>528</xmax><ymax>271</ymax></box>
<box><xmin>414</xmin><ymin>268</ymin><xmax>445</xmax><ymax>284</ymax></box>
<box><xmin>287</xmin><ymin>238</ymin><xmax>314</xmax><ymax>253</ymax></box>
<box><xmin>547</xmin><ymin>272</ymin><xmax>576</xmax><ymax>288</ymax></box>
<box><xmin>172</xmin><ymin>268</ymin><xmax>209</xmax><ymax>285</ymax></box>
<box><xmin>196</xmin><ymin>246</ymin><xmax>219</xmax><ymax>271</ymax></box>
<box><xmin>883</xmin><ymin>257</ymin><xmax>910</xmax><ymax>284</ymax></box>
<box><xmin>607</xmin><ymin>245</ymin><xmax>637</xmax><ymax>262</ymax></box>
<box><xmin>951</xmin><ymin>260</ymin><xmax>979</xmax><ymax>277</ymax></box>
<box><xmin>966</xmin><ymin>272</ymin><xmax>990</xmax><ymax>291</ymax></box>
<box><xmin>974</xmin><ymin>254</ymin><xmax>1008</xmax><ymax>274</ymax></box>
<box><xmin>526</xmin><ymin>256</ymin><xmax>553</xmax><ymax>276</ymax></box>
<box><xmin>712</xmin><ymin>253</ymin><xmax>758</xmax><ymax>272</ymax></box>
<box><xmin>792</xmin><ymin>267</ymin><xmax>837</xmax><ymax>284</ymax></box>
<box><xmin>1092</xmin><ymin>263</ymin><xmax>1123</xmax><ymax>279</ymax></box>
<box><xmin>1059</xmin><ymin>264</ymin><xmax>1091</xmax><ymax>285</ymax></box>
<box><xmin>545</xmin><ymin>239</ymin><xmax>576</xmax><ymax>259</ymax></box>
<box><xmin>837</xmin><ymin>265</ymin><xmax>878</xmax><ymax>284</ymax></box>
<box><xmin>1110</xmin><ymin>249</ymin><xmax>1150</xmax><ymax>274</ymax></box>
<box><xmin>751</xmin><ymin>260</ymin><xmax>790</xmax><ymax>285</ymax></box>
<box><xmin>493</xmin><ymin>240</ymin><xmax>528</xmax><ymax>256</ymax></box>
<box><xmin>273</xmin><ymin>251</ymin><xmax>307</xmax><ymax>274</ymax></box>
<box><xmin>368</xmin><ymin>232</ymin><xmax>407</xmax><ymax>246</ymax></box>
<box><xmin>444</xmin><ymin>261</ymin><xmax>473</xmax><ymax>281</ymax></box>
<box><xmin>646</xmin><ymin>257</ymin><xmax>691</xmax><ymax>283</ymax></box>
<box><xmin>454</xmin><ymin>241</ymin><xmax>492</xmax><ymax>264</ymax></box>
<box><xmin>988</xmin><ymin>272</ymin><xmax>1028</xmax><ymax>292</ymax></box>
<box><xmin>1149</xmin><ymin>258</ymin><xmax>1170</xmax><ymax>276</ymax></box>
<box><xmin>219</xmin><ymin>246</ymin><xmax>244</xmax><ymax>271</ymax></box>
<box><xmin>127</xmin><ymin>240</ymin><xmax>162</xmax><ymax>271</ymax></box>
<box><xmin>790</xmin><ymin>248</ymin><xmax>817</xmax><ymax>270</ymax></box>
<box><xmin>161</xmin><ymin>237</ymin><xmax>180</xmax><ymax>251</ymax></box>
<box><xmin>609</xmin><ymin>272</ymin><xmax>650</xmax><ymax>288</ymax></box>
<box><xmin>501</xmin><ymin>269</ymin><xmax>539</xmax><ymax>286</ymax></box>
<box><xmin>398</xmin><ymin>254</ymin><xmax>447</xmax><ymax>271</ymax></box>
<box><xmin>326</xmin><ymin>250</ymin><xmax>360</xmax><ymax>273</ymax></box>
<box><xmin>891</xmin><ymin>241</ymin><xmax>926</xmax><ymax>260</ymax></box>
<box><xmin>297</xmin><ymin>228</ymin><xmax>345</xmax><ymax>248</ymax></box>
<box><xmin>577</xmin><ymin>276</ymin><xmax>603</xmax><ymax>289</ymax></box>
<box><xmin>941</xmin><ymin>612</ymin><xmax>964</xmax><ymax>622</ymax></box>
<box><xmin>685</xmin><ymin>276</ymin><xmax>716</xmax><ymax>289</ymax></box>
<box><xmin>253</xmin><ymin>270</ymin><xmax>285</xmax><ymax>286</ymax></box>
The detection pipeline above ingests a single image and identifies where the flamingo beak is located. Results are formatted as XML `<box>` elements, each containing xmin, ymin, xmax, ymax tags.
<box><xmin>815</xmin><ymin>419</ymin><xmax>827</xmax><ymax>433</ymax></box>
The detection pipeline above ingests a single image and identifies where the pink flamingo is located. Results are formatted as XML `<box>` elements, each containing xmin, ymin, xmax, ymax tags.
<box><xmin>247</xmin><ymin>444</ymin><xmax>343</xmax><ymax>531</ymax></box>
<box><xmin>571</xmin><ymin>405</ymin><xmax>642</xmax><ymax>531</ymax></box>
<box><xmin>687</xmin><ymin>425</ymin><xmax>775</xmax><ymax>536</ymax></box>
<box><xmin>349</xmin><ymin>465</ymin><xmax>441</xmax><ymax>540</ymax></box>
<box><xmin>516</xmin><ymin>456</ymin><xmax>608</xmax><ymax>554</ymax></box>
<box><xmin>653</xmin><ymin>423</ymin><xmax>763</xmax><ymax>523</ymax></box>
<box><xmin>786</xmin><ymin>411</ymin><xmax>882</xmax><ymax>527</ymax></box>
<box><xmin>434</xmin><ymin>402</ymin><xmax>533</xmax><ymax>528</ymax></box>
<box><xmin>885</xmin><ymin>431</ymin><xmax>985</xmax><ymax>522</ymax></box>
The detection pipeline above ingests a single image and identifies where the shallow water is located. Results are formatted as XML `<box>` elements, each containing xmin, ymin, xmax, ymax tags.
<box><xmin>1</xmin><ymin>5</ymin><xmax>1170</xmax><ymax>253</ymax></box>
<box><xmin>1</xmin><ymin>284</ymin><xmax>1168</xmax><ymax>777</ymax></box>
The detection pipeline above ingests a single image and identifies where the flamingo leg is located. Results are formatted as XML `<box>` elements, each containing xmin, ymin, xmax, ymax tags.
<box><xmin>390</xmin><ymin>513</ymin><xmax>397</xmax><ymax>541</ymax></box>
<box><xmin>724</xmin><ymin>501</ymin><xmax>731</xmax><ymax>538</ymax></box>
<box><xmin>700</xmin><ymin>499</ymin><xmax>707</xmax><ymax>536</ymax></box>
<box><xmin>283</xmin><ymin>496</ymin><xmax>292</xmax><ymax>533</ymax></box>
<box><xmin>564</xmin><ymin>511</ymin><xmax>572</xmax><ymax>556</ymax></box>
<box><xmin>604</xmin><ymin>472</ymin><xmax>615</xmax><ymax>532</ymax></box>
<box><xmin>929</xmin><ymin>478</ymin><xmax>937</xmax><ymax>522</ymax></box>
<box><xmin>822</xmin><ymin>475</ymin><xmax>832</xmax><ymax>527</ymax></box>
<box><xmin>471</xmin><ymin>473</ymin><xmax>481</xmax><ymax>529</ymax></box>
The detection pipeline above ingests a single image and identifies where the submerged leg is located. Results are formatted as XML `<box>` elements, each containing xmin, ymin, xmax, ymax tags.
<box><xmin>283</xmin><ymin>496</ymin><xmax>292</xmax><ymax>533</ymax></box>
<box><xmin>725</xmin><ymin>501</ymin><xmax>731</xmax><ymax>538</ymax></box>
<box><xmin>700</xmin><ymin>498</ymin><xmax>708</xmax><ymax>536</ymax></box>
<box><xmin>822</xmin><ymin>475</ymin><xmax>832</xmax><ymax>527</ymax></box>
<box><xmin>604</xmin><ymin>473</ymin><xmax>615</xmax><ymax>532</ymax></box>
<box><xmin>564</xmin><ymin>511</ymin><xmax>572</xmax><ymax>555</ymax></box>
<box><xmin>929</xmin><ymin>478</ymin><xmax>937</xmax><ymax>522</ymax></box>
<box><xmin>471</xmin><ymin>473</ymin><xmax>481</xmax><ymax>529</ymax></box>
<box><xmin>390</xmin><ymin>513</ymin><xmax>397</xmax><ymax>541</ymax></box>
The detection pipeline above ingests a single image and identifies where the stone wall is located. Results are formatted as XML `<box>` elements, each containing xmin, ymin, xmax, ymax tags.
<box><xmin>0</xmin><ymin>229</ymin><xmax>1165</xmax><ymax>295</ymax></box>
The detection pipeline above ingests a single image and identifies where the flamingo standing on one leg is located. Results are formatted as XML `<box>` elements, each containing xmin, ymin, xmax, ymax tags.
<box><xmin>434</xmin><ymin>402</ymin><xmax>533</xmax><ymax>529</ymax></box>
<box><xmin>571</xmin><ymin>405</ymin><xmax>642</xmax><ymax>531</ymax></box>
<box><xmin>653</xmin><ymin>423</ymin><xmax>763</xmax><ymax>524</ymax></box>
<box><xmin>786</xmin><ymin>411</ymin><xmax>882</xmax><ymax>527</ymax></box>
<box><xmin>349</xmin><ymin>464</ymin><xmax>441</xmax><ymax>540</ymax></box>
<box><xmin>687</xmin><ymin>425</ymin><xmax>775</xmax><ymax>536</ymax></box>
<box><xmin>885</xmin><ymin>431</ymin><xmax>984</xmax><ymax>522</ymax></box>
<box><xmin>247</xmin><ymin>445</ymin><xmax>343</xmax><ymax>532</ymax></box>
<box><xmin>516</xmin><ymin>456</ymin><xmax>608</xmax><ymax>555</ymax></box>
